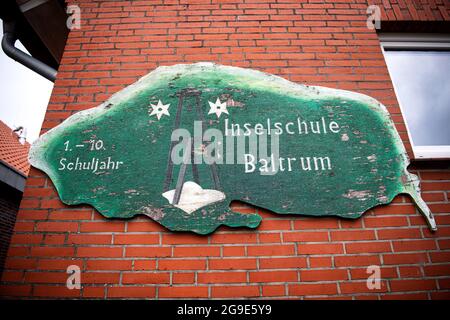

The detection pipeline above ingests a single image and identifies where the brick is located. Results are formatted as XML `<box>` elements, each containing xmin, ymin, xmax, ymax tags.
<box><xmin>364</xmin><ymin>216</ymin><xmax>409</xmax><ymax>228</ymax></box>
<box><xmin>122</xmin><ymin>272</ymin><xmax>170</xmax><ymax>284</ymax></box>
<box><xmin>293</xmin><ymin>218</ymin><xmax>339</xmax><ymax>230</ymax></box>
<box><xmin>209</xmin><ymin>258</ymin><xmax>257</xmax><ymax>270</ymax></box>
<box><xmin>428</xmin><ymin>202</ymin><xmax>450</xmax><ymax>213</ymax></box>
<box><xmin>83</xmin><ymin>286</ymin><xmax>106</xmax><ymax>298</ymax></box>
<box><xmin>40</xmin><ymin>199</ymin><xmax>69</xmax><ymax>209</ymax></box>
<box><xmin>438</xmin><ymin>239</ymin><xmax>450</xmax><ymax>250</ymax></box>
<box><xmin>37</xmin><ymin>259</ymin><xmax>82</xmax><ymax>271</ymax></box>
<box><xmin>247</xmin><ymin>245</ymin><xmax>295</xmax><ymax>256</ymax></box>
<box><xmin>335</xmin><ymin>255</ymin><xmax>380</xmax><ymax>267</ymax></box>
<box><xmin>127</xmin><ymin>221</ymin><xmax>166</xmax><ymax>232</ymax></box>
<box><xmin>382</xmin><ymin>292</ymin><xmax>429</xmax><ymax>300</ymax></box>
<box><xmin>30</xmin><ymin>247</ymin><xmax>74</xmax><ymax>257</ymax></box>
<box><xmin>392</xmin><ymin>240</ymin><xmax>437</xmax><ymax>252</ymax></box>
<box><xmin>48</xmin><ymin>209</ymin><xmax>92</xmax><ymax>220</ymax></box>
<box><xmin>161</xmin><ymin>234</ymin><xmax>209</xmax><ymax>245</ymax></box>
<box><xmin>211</xmin><ymin>285</ymin><xmax>259</xmax><ymax>298</ymax></box>
<box><xmin>438</xmin><ymin>279</ymin><xmax>450</xmax><ymax>290</ymax></box>
<box><xmin>24</xmin><ymin>272</ymin><xmax>67</xmax><ymax>283</ymax></box>
<box><xmin>309</xmin><ymin>257</ymin><xmax>332</xmax><ymax>268</ymax></box>
<box><xmin>34</xmin><ymin>285</ymin><xmax>81</xmax><ymax>298</ymax></box>
<box><xmin>158</xmin><ymin>259</ymin><xmax>206</xmax><ymax>270</ymax></box>
<box><xmin>249</xmin><ymin>271</ymin><xmax>298</xmax><ymax>283</ymax></box>
<box><xmin>421</xmin><ymin>182</ymin><xmax>450</xmax><ymax>191</ymax></box>
<box><xmin>1</xmin><ymin>271</ymin><xmax>24</xmax><ymax>282</ymax></box>
<box><xmin>198</xmin><ymin>272</ymin><xmax>247</xmax><ymax>284</ymax></box>
<box><xmin>13</xmin><ymin>222</ymin><xmax>34</xmax><ymax>232</ymax></box>
<box><xmin>340</xmin><ymin>281</ymin><xmax>388</xmax><ymax>294</ymax></box>
<box><xmin>125</xmin><ymin>247</ymin><xmax>171</xmax><ymax>258</ymax></box>
<box><xmin>301</xmin><ymin>269</ymin><xmax>348</xmax><ymax>282</ymax></box>
<box><xmin>430</xmin><ymin>252</ymin><xmax>450</xmax><ymax>263</ymax></box>
<box><xmin>372</xmin><ymin>204</ymin><xmax>417</xmax><ymax>215</ymax></box>
<box><xmin>68</xmin><ymin>234</ymin><xmax>112</xmax><ymax>245</ymax></box>
<box><xmin>86</xmin><ymin>260</ymin><xmax>132</xmax><ymax>271</ymax></box>
<box><xmin>10</xmin><ymin>234</ymin><xmax>43</xmax><ymax>245</ymax></box>
<box><xmin>377</xmin><ymin>228</ymin><xmax>422</xmax><ymax>240</ymax></box>
<box><xmin>16</xmin><ymin>209</ymin><xmax>47</xmax><ymax>220</ymax></box>
<box><xmin>133</xmin><ymin>259</ymin><xmax>156</xmax><ymax>270</ymax></box>
<box><xmin>330</xmin><ymin>230</ymin><xmax>375</xmax><ymax>241</ymax></box>
<box><xmin>289</xmin><ymin>283</ymin><xmax>338</xmax><ymax>296</ymax></box>
<box><xmin>159</xmin><ymin>286</ymin><xmax>208</xmax><ymax>298</ymax></box>
<box><xmin>223</xmin><ymin>246</ymin><xmax>245</xmax><ymax>257</ymax></box>
<box><xmin>258</xmin><ymin>233</ymin><xmax>281</xmax><ymax>243</ymax></box>
<box><xmin>77</xmin><ymin>247</ymin><xmax>122</xmax><ymax>258</ymax></box>
<box><xmin>399</xmin><ymin>266</ymin><xmax>423</xmax><ymax>278</ymax></box>
<box><xmin>423</xmin><ymin>265</ymin><xmax>450</xmax><ymax>277</ymax></box>
<box><xmin>0</xmin><ymin>285</ymin><xmax>32</xmax><ymax>297</ymax></box>
<box><xmin>113</xmin><ymin>234</ymin><xmax>160</xmax><ymax>245</ymax></box>
<box><xmin>108</xmin><ymin>286</ymin><xmax>156</xmax><ymax>298</ymax></box>
<box><xmin>262</xmin><ymin>285</ymin><xmax>285</xmax><ymax>297</ymax></box>
<box><xmin>210</xmin><ymin>233</ymin><xmax>257</xmax><ymax>244</ymax></box>
<box><xmin>297</xmin><ymin>243</ymin><xmax>343</xmax><ymax>255</ymax></box>
<box><xmin>390</xmin><ymin>280</ymin><xmax>437</xmax><ymax>292</ymax></box>
<box><xmin>283</xmin><ymin>231</ymin><xmax>329</xmax><ymax>242</ymax></box>
<box><xmin>259</xmin><ymin>257</ymin><xmax>307</xmax><ymax>269</ymax></box>
<box><xmin>82</xmin><ymin>273</ymin><xmax>120</xmax><ymax>284</ymax></box>
<box><xmin>420</xmin><ymin>172</ymin><xmax>450</xmax><ymax>180</ymax></box>
<box><xmin>258</xmin><ymin>220</ymin><xmax>291</xmax><ymax>230</ymax></box>
<box><xmin>36</xmin><ymin>222</ymin><xmax>78</xmax><ymax>232</ymax></box>
<box><xmin>173</xmin><ymin>273</ymin><xmax>195</xmax><ymax>284</ymax></box>
<box><xmin>345</xmin><ymin>242</ymin><xmax>392</xmax><ymax>254</ymax></box>
<box><xmin>80</xmin><ymin>221</ymin><xmax>125</xmax><ymax>233</ymax></box>
<box><xmin>173</xmin><ymin>246</ymin><xmax>220</xmax><ymax>257</ymax></box>
<box><xmin>4</xmin><ymin>258</ymin><xmax>37</xmax><ymax>270</ymax></box>
<box><xmin>383</xmin><ymin>253</ymin><xmax>429</xmax><ymax>265</ymax></box>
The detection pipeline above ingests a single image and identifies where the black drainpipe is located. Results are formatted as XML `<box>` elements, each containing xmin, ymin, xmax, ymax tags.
<box><xmin>1</xmin><ymin>20</ymin><xmax>57</xmax><ymax>82</ymax></box>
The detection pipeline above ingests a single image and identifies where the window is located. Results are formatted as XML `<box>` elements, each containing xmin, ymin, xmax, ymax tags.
<box><xmin>380</xmin><ymin>33</ymin><xmax>450</xmax><ymax>159</ymax></box>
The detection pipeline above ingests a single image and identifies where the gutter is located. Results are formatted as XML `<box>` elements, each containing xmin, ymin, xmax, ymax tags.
<box><xmin>1</xmin><ymin>20</ymin><xmax>57</xmax><ymax>82</ymax></box>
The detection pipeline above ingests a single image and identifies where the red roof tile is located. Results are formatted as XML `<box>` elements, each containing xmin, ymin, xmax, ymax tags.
<box><xmin>0</xmin><ymin>120</ymin><xmax>31</xmax><ymax>176</ymax></box>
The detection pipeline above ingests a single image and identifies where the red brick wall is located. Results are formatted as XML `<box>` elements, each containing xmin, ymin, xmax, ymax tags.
<box><xmin>0</xmin><ymin>182</ymin><xmax>22</xmax><ymax>279</ymax></box>
<box><xmin>1</xmin><ymin>0</ymin><xmax>449</xmax><ymax>299</ymax></box>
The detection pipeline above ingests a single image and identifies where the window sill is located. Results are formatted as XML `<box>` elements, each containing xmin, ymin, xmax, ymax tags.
<box><xmin>413</xmin><ymin>146</ymin><xmax>450</xmax><ymax>160</ymax></box>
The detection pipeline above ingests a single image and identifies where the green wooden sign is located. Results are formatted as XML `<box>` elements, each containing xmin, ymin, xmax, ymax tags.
<box><xmin>29</xmin><ymin>63</ymin><xmax>436</xmax><ymax>234</ymax></box>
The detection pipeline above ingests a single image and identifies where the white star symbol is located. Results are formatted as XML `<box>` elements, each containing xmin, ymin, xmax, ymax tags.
<box><xmin>149</xmin><ymin>100</ymin><xmax>170</xmax><ymax>120</ymax></box>
<box><xmin>208</xmin><ymin>98</ymin><xmax>228</xmax><ymax>118</ymax></box>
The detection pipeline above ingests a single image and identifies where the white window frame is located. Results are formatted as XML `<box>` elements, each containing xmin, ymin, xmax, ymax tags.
<box><xmin>379</xmin><ymin>33</ymin><xmax>450</xmax><ymax>160</ymax></box>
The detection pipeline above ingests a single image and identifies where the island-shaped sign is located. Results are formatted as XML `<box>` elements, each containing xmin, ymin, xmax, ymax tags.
<box><xmin>29</xmin><ymin>63</ymin><xmax>437</xmax><ymax>234</ymax></box>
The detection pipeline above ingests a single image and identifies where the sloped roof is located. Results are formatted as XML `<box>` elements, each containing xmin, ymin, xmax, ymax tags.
<box><xmin>0</xmin><ymin>120</ymin><xmax>30</xmax><ymax>176</ymax></box>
